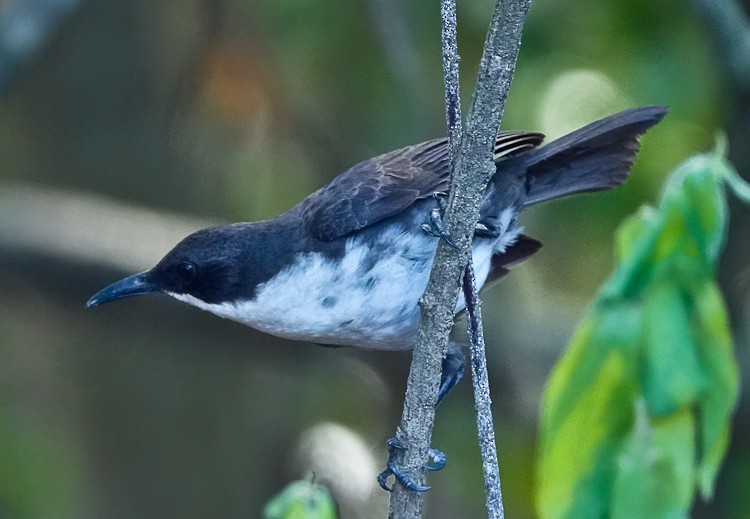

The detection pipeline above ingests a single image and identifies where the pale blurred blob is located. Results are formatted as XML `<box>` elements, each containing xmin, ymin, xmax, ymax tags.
<box><xmin>538</xmin><ymin>68</ymin><xmax>633</xmax><ymax>140</ymax></box>
<box><xmin>0</xmin><ymin>182</ymin><xmax>219</xmax><ymax>272</ymax></box>
<box><xmin>292</xmin><ymin>422</ymin><xmax>387</xmax><ymax>519</ymax></box>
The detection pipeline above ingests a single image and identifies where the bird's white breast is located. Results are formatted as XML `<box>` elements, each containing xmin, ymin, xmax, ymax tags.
<box><xmin>171</xmin><ymin>213</ymin><xmax>519</xmax><ymax>351</ymax></box>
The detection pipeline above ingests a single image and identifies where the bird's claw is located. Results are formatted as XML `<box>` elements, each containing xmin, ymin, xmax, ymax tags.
<box><xmin>474</xmin><ymin>216</ymin><xmax>503</xmax><ymax>238</ymax></box>
<box><xmin>377</xmin><ymin>436</ymin><xmax>446</xmax><ymax>492</ymax></box>
<box><xmin>421</xmin><ymin>208</ymin><xmax>459</xmax><ymax>250</ymax></box>
<box><xmin>424</xmin><ymin>447</ymin><xmax>447</xmax><ymax>471</ymax></box>
<box><xmin>377</xmin><ymin>463</ymin><xmax>430</xmax><ymax>492</ymax></box>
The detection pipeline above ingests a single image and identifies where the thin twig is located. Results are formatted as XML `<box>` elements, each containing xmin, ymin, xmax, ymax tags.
<box><xmin>387</xmin><ymin>0</ymin><xmax>532</xmax><ymax>517</ymax></box>
<box><xmin>441</xmin><ymin>0</ymin><xmax>462</xmax><ymax>168</ymax></box>
<box><xmin>463</xmin><ymin>263</ymin><xmax>504</xmax><ymax>519</ymax></box>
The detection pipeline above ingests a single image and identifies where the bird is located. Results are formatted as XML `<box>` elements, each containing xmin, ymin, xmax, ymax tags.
<box><xmin>87</xmin><ymin>105</ymin><xmax>666</xmax><ymax>489</ymax></box>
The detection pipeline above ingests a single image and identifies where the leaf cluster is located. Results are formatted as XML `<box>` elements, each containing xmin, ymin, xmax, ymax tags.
<box><xmin>537</xmin><ymin>151</ymin><xmax>745</xmax><ymax>519</ymax></box>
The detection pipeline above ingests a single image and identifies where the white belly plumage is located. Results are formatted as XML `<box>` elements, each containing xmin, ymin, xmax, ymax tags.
<box><xmin>171</xmin><ymin>215</ymin><xmax>519</xmax><ymax>351</ymax></box>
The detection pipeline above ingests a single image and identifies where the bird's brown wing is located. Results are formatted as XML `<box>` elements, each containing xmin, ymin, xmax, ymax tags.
<box><xmin>303</xmin><ymin>131</ymin><xmax>545</xmax><ymax>241</ymax></box>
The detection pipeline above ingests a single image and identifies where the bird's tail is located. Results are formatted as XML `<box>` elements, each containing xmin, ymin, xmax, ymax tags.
<box><xmin>520</xmin><ymin>105</ymin><xmax>668</xmax><ymax>206</ymax></box>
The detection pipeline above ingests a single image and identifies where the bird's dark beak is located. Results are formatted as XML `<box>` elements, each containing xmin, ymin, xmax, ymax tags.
<box><xmin>86</xmin><ymin>272</ymin><xmax>159</xmax><ymax>308</ymax></box>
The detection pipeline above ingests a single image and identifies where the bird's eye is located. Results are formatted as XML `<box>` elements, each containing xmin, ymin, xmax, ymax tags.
<box><xmin>176</xmin><ymin>261</ymin><xmax>197</xmax><ymax>284</ymax></box>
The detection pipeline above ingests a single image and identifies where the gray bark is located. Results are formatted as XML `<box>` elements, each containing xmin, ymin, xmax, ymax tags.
<box><xmin>463</xmin><ymin>264</ymin><xmax>504</xmax><ymax>519</ymax></box>
<box><xmin>441</xmin><ymin>2</ymin><xmax>506</xmax><ymax>516</ymax></box>
<box><xmin>387</xmin><ymin>0</ymin><xmax>533</xmax><ymax>517</ymax></box>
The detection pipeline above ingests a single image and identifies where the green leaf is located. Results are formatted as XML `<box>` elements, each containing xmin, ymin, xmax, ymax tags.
<box><xmin>690</xmin><ymin>280</ymin><xmax>738</xmax><ymax>498</ymax></box>
<box><xmin>538</xmin><ymin>305</ymin><xmax>640</xmax><ymax>519</ymax></box>
<box><xmin>263</xmin><ymin>480</ymin><xmax>337</xmax><ymax>519</ymax></box>
<box><xmin>611</xmin><ymin>402</ymin><xmax>695</xmax><ymax>519</ymax></box>
<box><xmin>640</xmin><ymin>281</ymin><xmax>705</xmax><ymax>417</ymax></box>
<box><xmin>536</xmin><ymin>150</ymin><xmax>744</xmax><ymax>519</ymax></box>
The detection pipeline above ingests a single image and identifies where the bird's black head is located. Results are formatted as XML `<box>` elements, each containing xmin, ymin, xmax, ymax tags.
<box><xmin>86</xmin><ymin>224</ymin><xmax>253</xmax><ymax>308</ymax></box>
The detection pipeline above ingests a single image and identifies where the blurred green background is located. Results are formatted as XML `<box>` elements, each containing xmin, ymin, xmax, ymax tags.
<box><xmin>0</xmin><ymin>1</ymin><xmax>748</xmax><ymax>518</ymax></box>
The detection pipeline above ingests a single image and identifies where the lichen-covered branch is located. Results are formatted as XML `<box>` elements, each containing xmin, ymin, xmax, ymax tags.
<box><xmin>440</xmin><ymin>0</ymin><xmax>462</xmax><ymax>167</ymax></box>
<box><xmin>441</xmin><ymin>1</ymin><xmax>506</xmax><ymax>517</ymax></box>
<box><xmin>387</xmin><ymin>0</ymin><xmax>533</xmax><ymax>517</ymax></box>
<box><xmin>463</xmin><ymin>263</ymin><xmax>504</xmax><ymax>519</ymax></box>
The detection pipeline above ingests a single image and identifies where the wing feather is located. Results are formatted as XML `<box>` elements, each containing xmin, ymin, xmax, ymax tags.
<box><xmin>303</xmin><ymin>132</ymin><xmax>544</xmax><ymax>241</ymax></box>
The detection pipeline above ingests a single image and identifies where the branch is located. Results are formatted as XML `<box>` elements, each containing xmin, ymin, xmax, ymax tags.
<box><xmin>387</xmin><ymin>0</ymin><xmax>532</xmax><ymax>516</ymax></box>
<box><xmin>0</xmin><ymin>181</ymin><xmax>216</xmax><ymax>272</ymax></box>
<box><xmin>364</xmin><ymin>0</ymin><xmax>425</xmax><ymax>105</ymax></box>
<box><xmin>440</xmin><ymin>0</ymin><xmax>462</xmax><ymax>165</ymax></box>
<box><xmin>463</xmin><ymin>264</ymin><xmax>504</xmax><ymax>518</ymax></box>
<box><xmin>441</xmin><ymin>2</ymin><xmax>505</xmax><ymax>516</ymax></box>
<box><xmin>0</xmin><ymin>0</ymin><xmax>83</xmax><ymax>94</ymax></box>
<box><xmin>692</xmin><ymin>0</ymin><xmax>750</xmax><ymax>91</ymax></box>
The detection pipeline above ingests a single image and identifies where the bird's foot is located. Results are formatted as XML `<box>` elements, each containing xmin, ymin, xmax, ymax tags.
<box><xmin>377</xmin><ymin>437</ymin><xmax>447</xmax><ymax>492</ymax></box>
<box><xmin>421</xmin><ymin>207</ymin><xmax>459</xmax><ymax>250</ymax></box>
<box><xmin>437</xmin><ymin>341</ymin><xmax>465</xmax><ymax>406</ymax></box>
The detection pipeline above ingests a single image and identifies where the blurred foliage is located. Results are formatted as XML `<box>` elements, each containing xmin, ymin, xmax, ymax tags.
<box><xmin>0</xmin><ymin>377</ymin><xmax>84</xmax><ymax>519</ymax></box>
<box><xmin>0</xmin><ymin>0</ymin><xmax>748</xmax><ymax>518</ymax></box>
<box><xmin>264</xmin><ymin>480</ymin><xmax>337</xmax><ymax>519</ymax></box>
<box><xmin>537</xmin><ymin>150</ymin><xmax>748</xmax><ymax>519</ymax></box>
